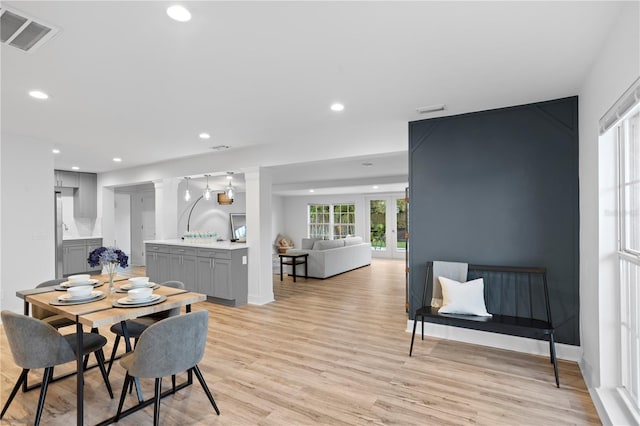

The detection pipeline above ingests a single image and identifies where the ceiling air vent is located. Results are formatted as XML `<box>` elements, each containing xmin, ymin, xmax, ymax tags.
<box><xmin>0</xmin><ymin>7</ymin><xmax>58</xmax><ymax>52</ymax></box>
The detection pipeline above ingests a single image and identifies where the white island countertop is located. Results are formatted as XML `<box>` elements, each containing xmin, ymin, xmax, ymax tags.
<box><xmin>144</xmin><ymin>239</ymin><xmax>248</xmax><ymax>250</ymax></box>
<box><xmin>63</xmin><ymin>236</ymin><xmax>103</xmax><ymax>241</ymax></box>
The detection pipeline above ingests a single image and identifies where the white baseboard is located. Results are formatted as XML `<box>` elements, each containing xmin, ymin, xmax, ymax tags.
<box><xmin>406</xmin><ymin>320</ymin><xmax>582</xmax><ymax>361</ymax></box>
<box><xmin>248</xmin><ymin>294</ymin><xmax>275</xmax><ymax>305</ymax></box>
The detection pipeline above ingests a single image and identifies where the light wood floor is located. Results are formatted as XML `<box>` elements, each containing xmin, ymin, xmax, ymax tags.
<box><xmin>1</xmin><ymin>259</ymin><xmax>600</xmax><ymax>425</ymax></box>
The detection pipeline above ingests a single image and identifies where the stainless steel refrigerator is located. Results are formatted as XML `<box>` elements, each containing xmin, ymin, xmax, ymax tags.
<box><xmin>55</xmin><ymin>191</ymin><xmax>63</xmax><ymax>278</ymax></box>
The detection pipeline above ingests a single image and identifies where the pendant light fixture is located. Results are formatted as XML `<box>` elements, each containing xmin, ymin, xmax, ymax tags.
<box><xmin>184</xmin><ymin>177</ymin><xmax>191</xmax><ymax>201</ymax></box>
<box><xmin>203</xmin><ymin>174</ymin><xmax>212</xmax><ymax>200</ymax></box>
<box><xmin>225</xmin><ymin>172</ymin><xmax>234</xmax><ymax>199</ymax></box>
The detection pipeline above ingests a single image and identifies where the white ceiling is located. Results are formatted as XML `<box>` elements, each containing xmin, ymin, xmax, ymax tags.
<box><xmin>1</xmin><ymin>1</ymin><xmax>624</xmax><ymax>194</ymax></box>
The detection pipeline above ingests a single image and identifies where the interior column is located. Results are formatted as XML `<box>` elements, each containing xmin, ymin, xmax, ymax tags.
<box><xmin>153</xmin><ymin>178</ymin><xmax>180</xmax><ymax>241</ymax></box>
<box><xmin>244</xmin><ymin>167</ymin><xmax>275</xmax><ymax>305</ymax></box>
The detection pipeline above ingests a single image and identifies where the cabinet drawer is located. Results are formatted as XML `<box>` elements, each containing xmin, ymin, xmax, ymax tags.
<box><xmin>169</xmin><ymin>246</ymin><xmax>197</xmax><ymax>256</ymax></box>
<box><xmin>197</xmin><ymin>249</ymin><xmax>232</xmax><ymax>260</ymax></box>
<box><xmin>85</xmin><ymin>238</ymin><xmax>102</xmax><ymax>246</ymax></box>
<box><xmin>63</xmin><ymin>240</ymin><xmax>86</xmax><ymax>247</ymax></box>
<box><xmin>146</xmin><ymin>244</ymin><xmax>170</xmax><ymax>253</ymax></box>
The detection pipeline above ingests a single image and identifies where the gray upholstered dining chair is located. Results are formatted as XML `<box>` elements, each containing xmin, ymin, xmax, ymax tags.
<box><xmin>33</xmin><ymin>279</ymin><xmax>76</xmax><ymax>329</ymax></box>
<box><xmin>0</xmin><ymin>310</ymin><xmax>114</xmax><ymax>426</ymax></box>
<box><xmin>107</xmin><ymin>280</ymin><xmax>185</xmax><ymax>376</ymax></box>
<box><xmin>115</xmin><ymin>310</ymin><xmax>220</xmax><ymax>425</ymax></box>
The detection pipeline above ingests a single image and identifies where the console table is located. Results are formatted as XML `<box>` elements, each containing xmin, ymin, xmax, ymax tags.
<box><xmin>279</xmin><ymin>253</ymin><xmax>308</xmax><ymax>282</ymax></box>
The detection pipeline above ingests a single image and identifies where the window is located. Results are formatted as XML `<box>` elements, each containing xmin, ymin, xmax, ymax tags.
<box><xmin>308</xmin><ymin>204</ymin><xmax>330</xmax><ymax>239</ymax></box>
<box><xmin>619</xmin><ymin>109</ymin><xmax>640</xmax><ymax>256</ymax></box>
<box><xmin>333</xmin><ymin>204</ymin><xmax>355</xmax><ymax>238</ymax></box>
<box><xmin>617</xmin><ymin>104</ymin><xmax>640</xmax><ymax>413</ymax></box>
<box><xmin>308</xmin><ymin>203</ymin><xmax>355</xmax><ymax>239</ymax></box>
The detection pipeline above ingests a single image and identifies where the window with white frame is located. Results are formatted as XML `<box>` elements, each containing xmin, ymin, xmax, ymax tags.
<box><xmin>308</xmin><ymin>203</ymin><xmax>355</xmax><ymax>239</ymax></box>
<box><xmin>333</xmin><ymin>204</ymin><xmax>355</xmax><ymax>238</ymax></box>
<box><xmin>617</xmin><ymin>103</ymin><xmax>640</xmax><ymax>414</ymax></box>
<box><xmin>619</xmin><ymin>109</ymin><xmax>640</xmax><ymax>256</ymax></box>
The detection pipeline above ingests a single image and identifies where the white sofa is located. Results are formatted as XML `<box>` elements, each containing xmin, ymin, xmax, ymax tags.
<box><xmin>285</xmin><ymin>236</ymin><xmax>372</xmax><ymax>279</ymax></box>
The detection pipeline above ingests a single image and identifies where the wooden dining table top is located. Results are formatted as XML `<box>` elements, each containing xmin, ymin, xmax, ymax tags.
<box><xmin>18</xmin><ymin>284</ymin><xmax>206</xmax><ymax>328</ymax></box>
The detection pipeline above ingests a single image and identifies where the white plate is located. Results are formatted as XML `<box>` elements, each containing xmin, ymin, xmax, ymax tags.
<box><xmin>119</xmin><ymin>282</ymin><xmax>157</xmax><ymax>291</ymax></box>
<box><xmin>117</xmin><ymin>294</ymin><xmax>162</xmax><ymax>305</ymax></box>
<box><xmin>61</xmin><ymin>278</ymin><xmax>100</xmax><ymax>288</ymax></box>
<box><xmin>58</xmin><ymin>290</ymin><xmax>103</xmax><ymax>302</ymax></box>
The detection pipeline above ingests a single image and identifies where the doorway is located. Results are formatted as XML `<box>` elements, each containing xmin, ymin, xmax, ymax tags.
<box><xmin>114</xmin><ymin>184</ymin><xmax>155</xmax><ymax>267</ymax></box>
<box><xmin>365</xmin><ymin>194</ymin><xmax>407</xmax><ymax>259</ymax></box>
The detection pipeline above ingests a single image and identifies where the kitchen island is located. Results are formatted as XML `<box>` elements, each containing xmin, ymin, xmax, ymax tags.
<box><xmin>144</xmin><ymin>239</ymin><xmax>248</xmax><ymax>306</ymax></box>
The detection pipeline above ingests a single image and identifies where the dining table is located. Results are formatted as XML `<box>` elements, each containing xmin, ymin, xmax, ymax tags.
<box><xmin>16</xmin><ymin>280</ymin><xmax>206</xmax><ymax>425</ymax></box>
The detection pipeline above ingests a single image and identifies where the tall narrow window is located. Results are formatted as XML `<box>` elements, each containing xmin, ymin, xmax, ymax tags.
<box><xmin>617</xmin><ymin>105</ymin><xmax>640</xmax><ymax>413</ymax></box>
<box><xmin>308</xmin><ymin>204</ymin><xmax>330</xmax><ymax>239</ymax></box>
<box><xmin>333</xmin><ymin>204</ymin><xmax>355</xmax><ymax>238</ymax></box>
<box><xmin>370</xmin><ymin>200</ymin><xmax>386</xmax><ymax>250</ymax></box>
<box><xmin>396</xmin><ymin>198</ymin><xmax>407</xmax><ymax>250</ymax></box>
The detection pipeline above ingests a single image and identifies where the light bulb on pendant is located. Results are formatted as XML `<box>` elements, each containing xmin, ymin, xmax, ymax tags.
<box><xmin>184</xmin><ymin>177</ymin><xmax>191</xmax><ymax>201</ymax></box>
<box><xmin>203</xmin><ymin>175</ymin><xmax>211</xmax><ymax>200</ymax></box>
<box><xmin>225</xmin><ymin>172</ymin><xmax>234</xmax><ymax>199</ymax></box>
<box><xmin>225</xmin><ymin>182</ymin><xmax>234</xmax><ymax>199</ymax></box>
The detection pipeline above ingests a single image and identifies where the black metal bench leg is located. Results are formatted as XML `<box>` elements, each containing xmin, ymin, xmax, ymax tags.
<box><xmin>421</xmin><ymin>316</ymin><xmax>424</xmax><ymax>340</ymax></box>
<box><xmin>549</xmin><ymin>332</ymin><xmax>559</xmax><ymax>388</ymax></box>
<box><xmin>410</xmin><ymin>316</ymin><xmax>418</xmax><ymax>356</ymax></box>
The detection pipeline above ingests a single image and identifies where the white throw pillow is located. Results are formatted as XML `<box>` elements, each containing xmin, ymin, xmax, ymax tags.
<box><xmin>437</xmin><ymin>276</ymin><xmax>492</xmax><ymax>317</ymax></box>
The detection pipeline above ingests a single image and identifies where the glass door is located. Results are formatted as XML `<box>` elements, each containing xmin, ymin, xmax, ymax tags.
<box><xmin>367</xmin><ymin>194</ymin><xmax>406</xmax><ymax>259</ymax></box>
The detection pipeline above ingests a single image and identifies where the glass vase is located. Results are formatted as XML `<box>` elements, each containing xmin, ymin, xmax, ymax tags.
<box><xmin>108</xmin><ymin>272</ymin><xmax>116</xmax><ymax>294</ymax></box>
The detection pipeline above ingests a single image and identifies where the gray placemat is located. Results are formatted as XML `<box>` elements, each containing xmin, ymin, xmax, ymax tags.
<box><xmin>49</xmin><ymin>293</ymin><xmax>107</xmax><ymax>306</ymax></box>
<box><xmin>54</xmin><ymin>282</ymin><xmax>104</xmax><ymax>291</ymax></box>
<box><xmin>112</xmin><ymin>295</ymin><xmax>167</xmax><ymax>308</ymax></box>
<box><xmin>115</xmin><ymin>283</ymin><xmax>160</xmax><ymax>293</ymax></box>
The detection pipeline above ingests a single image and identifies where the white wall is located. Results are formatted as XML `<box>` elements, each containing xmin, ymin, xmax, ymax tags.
<box><xmin>578</xmin><ymin>2</ymin><xmax>639</xmax><ymax>422</ymax></box>
<box><xmin>176</xmin><ymin>179</ymin><xmax>246</xmax><ymax>240</ymax></box>
<box><xmin>272</xmin><ymin>195</ymin><xmax>285</xmax><ymax>248</ymax></box>
<box><xmin>60</xmin><ymin>187</ymin><xmax>100</xmax><ymax>239</ymax></box>
<box><xmin>0</xmin><ymin>136</ymin><xmax>55</xmax><ymax>313</ymax></box>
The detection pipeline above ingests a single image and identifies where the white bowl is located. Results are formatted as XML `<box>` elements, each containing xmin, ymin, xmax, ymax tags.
<box><xmin>128</xmin><ymin>287</ymin><xmax>152</xmax><ymax>300</ymax></box>
<box><xmin>67</xmin><ymin>285</ymin><xmax>93</xmax><ymax>298</ymax></box>
<box><xmin>128</xmin><ymin>277</ymin><xmax>150</xmax><ymax>288</ymax></box>
<box><xmin>68</xmin><ymin>274</ymin><xmax>90</xmax><ymax>284</ymax></box>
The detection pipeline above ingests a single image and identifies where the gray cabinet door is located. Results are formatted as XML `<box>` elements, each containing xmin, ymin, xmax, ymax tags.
<box><xmin>55</xmin><ymin>170</ymin><xmax>79</xmax><ymax>188</ymax></box>
<box><xmin>182</xmin><ymin>255</ymin><xmax>197</xmax><ymax>291</ymax></box>
<box><xmin>85</xmin><ymin>239</ymin><xmax>103</xmax><ymax>272</ymax></box>
<box><xmin>147</xmin><ymin>251</ymin><xmax>171</xmax><ymax>283</ymax></box>
<box><xmin>146</xmin><ymin>251</ymin><xmax>159</xmax><ymax>282</ymax></box>
<box><xmin>212</xmin><ymin>259</ymin><xmax>232</xmax><ymax>299</ymax></box>
<box><xmin>74</xmin><ymin>173</ymin><xmax>97</xmax><ymax>218</ymax></box>
<box><xmin>196</xmin><ymin>256</ymin><xmax>214</xmax><ymax>294</ymax></box>
<box><xmin>66</xmin><ymin>245</ymin><xmax>88</xmax><ymax>275</ymax></box>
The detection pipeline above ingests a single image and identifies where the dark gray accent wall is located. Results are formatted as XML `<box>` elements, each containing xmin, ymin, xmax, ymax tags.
<box><xmin>408</xmin><ymin>96</ymin><xmax>579</xmax><ymax>345</ymax></box>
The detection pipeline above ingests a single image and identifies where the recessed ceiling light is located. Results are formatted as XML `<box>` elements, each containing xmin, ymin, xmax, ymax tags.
<box><xmin>199</xmin><ymin>132</ymin><xmax>211</xmax><ymax>139</ymax></box>
<box><xmin>309</xmin><ymin>189</ymin><xmax>315</xmax><ymax>193</ymax></box>
<box><xmin>373</xmin><ymin>185</ymin><xmax>379</xmax><ymax>189</ymax></box>
<box><xmin>71</xmin><ymin>166</ymin><xmax>80</xmax><ymax>170</ymax></box>
<box><xmin>113</xmin><ymin>157</ymin><xmax>122</xmax><ymax>162</ymax></box>
<box><xmin>52</xmin><ymin>149</ymin><xmax>60</xmax><ymax>154</ymax></box>
<box><xmin>29</xmin><ymin>90</ymin><xmax>49</xmax><ymax>100</ymax></box>
<box><xmin>167</xmin><ymin>5</ymin><xmax>191</xmax><ymax>22</ymax></box>
<box><xmin>362</xmin><ymin>162</ymin><xmax>373</xmax><ymax>167</ymax></box>
<box><xmin>330</xmin><ymin>103</ymin><xmax>344</xmax><ymax>112</ymax></box>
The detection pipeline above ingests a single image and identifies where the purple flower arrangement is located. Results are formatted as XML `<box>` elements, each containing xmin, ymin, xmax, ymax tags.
<box><xmin>87</xmin><ymin>246</ymin><xmax>129</xmax><ymax>269</ymax></box>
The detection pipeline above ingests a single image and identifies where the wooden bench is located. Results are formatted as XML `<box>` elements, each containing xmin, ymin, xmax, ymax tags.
<box><xmin>409</xmin><ymin>262</ymin><xmax>559</xmax><ymax>387</ymax></box>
